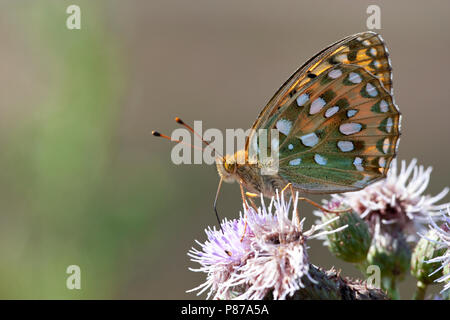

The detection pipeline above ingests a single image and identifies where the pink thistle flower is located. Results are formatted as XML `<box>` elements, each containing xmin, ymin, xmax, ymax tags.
<box><xmin>329</xmin><ymin>158</ymin><xmax>449</xmax><ymax>241</ymax></box>
<box><xmin>187</xmin><ymin>191</ymin><xmax>347</xmax><ymax>300</ymax></box>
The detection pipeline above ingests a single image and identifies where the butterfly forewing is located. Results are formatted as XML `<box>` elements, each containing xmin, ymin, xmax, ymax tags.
<box><xmin>247</xmin><ymin>32</ymin><xmax>400</xmax><ymax>194</ymax></box>
<box><xmin>319</xmin><ymin>32</ymin><xmax>393</xmax><ymax>94</ymax></box>
<box><xmin>247</xmin><ymin>31</ymin><xmax>394</xmax><ymax>140</ymax></box>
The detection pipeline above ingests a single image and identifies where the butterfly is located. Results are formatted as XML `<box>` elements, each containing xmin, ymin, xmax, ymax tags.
<box><xmin>154</xmin><ymin>31</ymin><xmax>401</xmax><ymax>219</ymax></box>
<box><xmin>216</xmin><ymin>31</ymin><xmax>400</xmax><ymax>198</ymax></box>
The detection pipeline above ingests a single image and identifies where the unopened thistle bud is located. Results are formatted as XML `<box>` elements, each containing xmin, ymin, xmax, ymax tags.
<box><xmin>411</xmin><ymin>229</ymin><xmax>446</xmax><ymax>284</ymax></box>
<box><xmin>318</xmin><ymin>201</ymin><xmax>371</xmax><ymax>263</ymax></box>
<box><xmin>365</xmin><ymin>228</ymin><xmax>411</xmax><ymax>281</ymax></box>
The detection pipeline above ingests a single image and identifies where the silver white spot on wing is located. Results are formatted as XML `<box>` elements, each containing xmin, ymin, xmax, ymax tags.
<box><xmin>288</xmin><ymin>144</ymin><xmax>294</xmax><ymax>150</ymax></box>
<box><xmin>380</xmin><ymin>100</ymin><xmax>389</xmax><ymax>112</ymax></box>
<box><xmin>300</xmin><ymin>132</ymin><xmax>319</xmax><ymax>147</ymax></box>
<box><xmin>347</xmin><ymin>109</ymin><xmax>358</xmax><ymax>118</ymax></box>
<box><xmin>365</xmin><ymin>83</ymin><xmax>378</xmax><ymax>97</ymax></box>
<box><xmin>314</xmin><ymin>154</ymin><xmax>327</xmax><ymax>166</ymax></box>
<box><xmin>339</xmin><ymin>123</ymin><xmax>362</xmax><ymax>135</ymax></box>
<box><xmin>289</xmin><ymin>158</ymin><xmax>302</xmax><ymax>166</ymax></box>
<box><xmin>310</xmin><ymin>97</ymin><xmax>326</xmax><ymax>114</ymax></box>
<box><xmin>328</xmin><ymin>69</ymin><xmax>342</xmax><ymax>79</ymax></box>
<box><xmin>353</xmin><ymin>157</ymin><xmax>364</xmax><ymax>172</ymax></box>
<box><xmin>337</xmin><ymin>141</ymin><xmax>354</xmax><ymax>152</ymax></box>
<box><xmin>276</xmin><ymin>119</ymin><xmax>292</xmax><ymax>136</ymax></box>
<box><xmin>386</xmin><ymin>118</ymin><xmax>393</xmax><ymax>133</ymax></box>
<box><xmin>336</xmin><ymin>54</ymin><xmax>347</xmax><ymax>62</ymax></box>
<box><xmin>325</xmin><ymin>106</ymin><xmax>339</xmax><ymax>118</ymax></box>
<box><xmin>348</xmin><ymin>72</ymin><xmax>362</xmax><ymax>84</ymax></box>
<box><xmin>379</xmin><ymin>157</ymin><xmax>386</xmax><ymax>168</ymax></box>
<box><xmin>296</xmin><ymin>93</ymin><xmax>309</xmax><ymax>107</ymax></box>
<box><xmin>383</xmin><ymin>138</ymin><xmax>390</xmax><ymax>154</ymax></box>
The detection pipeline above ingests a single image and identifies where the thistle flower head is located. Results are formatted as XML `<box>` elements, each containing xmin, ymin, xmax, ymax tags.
<box><xmin>187</xmin><ymin>191</ymin><xmax>347</xmax><ymax>300</ymax></box>
<box><xmin>314</xmin><ymin>201</ymin><xmax>372</xmax><ymax>263</ymax></box>
<box><xmin>329</xmin><ymin>158</ymin><xmax>449</xmax><ymax>240</ymax></box>
<box><xmin>422</xmin><ymin>207</ymin><xmax>450</xmax><ymax>293</ymax></box>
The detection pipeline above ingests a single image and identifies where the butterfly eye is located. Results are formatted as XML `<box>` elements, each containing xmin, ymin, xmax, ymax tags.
<box><xmin>224</xmin><ymin>162</ymin><xmax>236</xmax><ymax>173</ymax></box>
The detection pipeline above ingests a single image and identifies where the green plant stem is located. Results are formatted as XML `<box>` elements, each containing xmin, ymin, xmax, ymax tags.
<box><xmin>382</xmin><ymin>277</ymin><xmax>400</xmax><ymax>300</ymax></box>
<box><xmin>413</xmin><ymin>281</ymin><xmax>427</xmax><ymax>300</ymax></box>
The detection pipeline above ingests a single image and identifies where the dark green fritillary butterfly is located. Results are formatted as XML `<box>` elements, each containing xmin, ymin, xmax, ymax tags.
<box><xmin>216</xmin><ymin>31</ymin><xmax>401</xmax><ymax>197</ymax></box>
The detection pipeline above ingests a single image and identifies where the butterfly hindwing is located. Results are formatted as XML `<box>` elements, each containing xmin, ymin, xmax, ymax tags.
<box><xmin>276</xmin><ymin>63</ymin><xmax>399</xmax><ymax>193</ymax></box>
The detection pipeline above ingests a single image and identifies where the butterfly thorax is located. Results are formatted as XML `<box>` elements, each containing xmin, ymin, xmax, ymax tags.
<box><xmin>216</xmin><ymin>150</ymin><xmax>287</xmax><ymax>197</ymax></box>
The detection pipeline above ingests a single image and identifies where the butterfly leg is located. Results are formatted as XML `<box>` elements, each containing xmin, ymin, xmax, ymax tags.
<box><xmin>239</xmin><ymin>183</ymin><xmax>257</xmax><ymax>242</ymax></box>
<box><xmin>298</xmin><ymin>197</ymin><xmax>351</xmax><ymax>215</ymax></box>
<box><xmin>281</xmin><ymin>183</ymin><xmax>301</xmax><ymax>225</ymax></box>
<box><xmin>245</xmin><ymin>192</ymin><xmax>259</xmax><ymax>198</ymax></box>
<box><xmin>244</xmin><ymin>192</ymin><xmax>259</xmax><ymax>213</ymax></box>
<box><xmin>282</xmin><ymin>183</ymin><xmax>350</xmax><ymax>215</ymax></box>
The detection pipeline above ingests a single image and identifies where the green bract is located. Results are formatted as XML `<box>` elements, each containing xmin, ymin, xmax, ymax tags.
<box><xmin>365</xmin><ymin>231</ymin><xmax>411</xmax><ymax>281</ymax></box>
<box><xmin>321</xmin><ymin>207</ymin><xmax>371</xmax><ymax>263</ymax></box>
<box><xmin>411</xmin><ymin>229</ymin><xmax>446</xmax><ymax>284</ymax></box>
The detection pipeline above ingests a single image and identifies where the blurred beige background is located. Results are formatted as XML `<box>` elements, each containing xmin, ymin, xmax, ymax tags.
<box><xmin>0</xmin><ymin>0</ymin><xmax>449</xmax><ymax>299</ymax></box>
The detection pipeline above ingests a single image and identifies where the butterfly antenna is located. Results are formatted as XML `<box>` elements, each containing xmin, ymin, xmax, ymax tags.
<box><xmin>153</xmin><ymin>128</ymin><xmax>224</xmax><ymax>232</ymax></box>
<box><xmin>175</xmin><ymin>117</ymin><xmax>223</xmax><ymax>158</ymax></box>
<box><xmin>152</xmin><ymin>130</ymin><xmax>204</xmax><ymax>151</ymax></box>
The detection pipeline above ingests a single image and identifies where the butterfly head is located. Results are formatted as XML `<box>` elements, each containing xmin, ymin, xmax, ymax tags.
<box><xmin>216</xmin><ymin>154</ymin><xmax>238</xmax><ymax>183</ymax></box>
<box><xmin>216</xmin><ymin>150</ymin><xmax>249</xmax><ymax>183</ymax></box>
